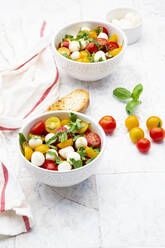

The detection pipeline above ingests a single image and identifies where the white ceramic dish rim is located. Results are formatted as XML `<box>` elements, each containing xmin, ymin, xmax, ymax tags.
<box><xmin>52</xmin><ymin>20</ymin><xmax>127</xmax><ymax>64</ymax></box>
<box><xmin>18</xmin><ymin>111</ymin><xmax>106</xmax><ymax>174</ymax></box>
<box><xmin>106</xmin><ymin>7</ymin><xmax>142</xmax><ymax>31</ymax></box>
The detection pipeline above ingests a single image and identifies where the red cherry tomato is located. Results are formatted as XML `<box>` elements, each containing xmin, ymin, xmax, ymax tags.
<box><xmin>86</xmin><ymin>132</ymin><xmax>101</xmax><ymax>148</ymax></box>
<box><xmin>42</xmin><ymin>160</ymin><xmax>58</xmax><ymax>171</ymax></box>
<box><xmin>99</xmin><ymin>116</ymin><xmax>116</xmax><ymax>134</ymax></box>
<box><xmin>58</xmin><ymin>40</ymin><xmax>69</xmax><ymax>49</ymax></box>
<box><xmin>31</xmin><ymin>121</ymin><xmax>45</xmax><ymax>135</ymax></box>
<box><xmin>96</xmin><ymin>38</ymin><xmax>108</xmax><ymax>51</ymax></box>
<box><xmin>55</xmin><ymin>127</ymin><xmax>67</xmax><ymax>134</ymax></box>
<box><xmin>149</xmin><ymin>127</ymin><xmax>164</xmax><ymax>142</ymax></box>
<box><xmin>107</xmin><ymin>41</ymin><xmax>119</xmax><ymax>51</ymax></box>
<box><xmin>85</xmin><ymin>42</ymin><xmax>98</xmax><ymax>53</ymax></box>
<box><xmin>136</xmin><ymin>138</ymin><xmax>151</xmax><ymax>153</ymax></box>
<box><xmin>97</xmin><ymin>26</ymin><xmax>109</xmax><ymax>35</ymax></box>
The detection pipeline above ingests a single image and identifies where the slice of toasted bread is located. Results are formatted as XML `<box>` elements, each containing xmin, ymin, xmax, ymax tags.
<box><xmin>47</xmin><ymin>89</ymin><xmax>89</xmax><ymax>113</ymax></box>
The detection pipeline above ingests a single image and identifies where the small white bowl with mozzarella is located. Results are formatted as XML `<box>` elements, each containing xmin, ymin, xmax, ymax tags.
<box><xmin>18</xmin><ymin>111</ymin><xmax>105</xmax><ymax>187</ymax></box>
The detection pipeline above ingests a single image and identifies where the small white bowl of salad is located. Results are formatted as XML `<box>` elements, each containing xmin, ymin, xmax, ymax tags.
<box><xmin>52</xmin><ymin>20</ymin><xmax>127</xmax><ymax>81</ymax></box>
<box><xmin>18</xmin><ymin>111</ymin><xmax>105</xmax><ymax>187</ymax></box>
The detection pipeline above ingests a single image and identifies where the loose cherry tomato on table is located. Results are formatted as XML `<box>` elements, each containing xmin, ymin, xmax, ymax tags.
<box><xmin>86</xmin><ymin>132</ymin><xmax>101</xmax><ymax>148</ymax></box>
<box><xmin>97</xmin><ymin>26</ymin><xmax>109</xmax><ymax>35</ymax></box>
<box><xmin>149</xmin><ymin>127</ymin><xmax>164</xmax><ymax>142</ymax></box>
<box><xmin>31</xmin><ymin>121</ymin><xmax>46</xmax><ymax>135</ymax></box>
<box><xmin>99</xmin><ymin>116</ymin><xmax>116</xmax><ymax>134</ymax></box>
<box><xmin>85</xmin><ymin>42</ymin><xmax>98</xmax><ymax>53</ymax></box>
<box><xmin>136</xmin><ymin>138</ymin><xmax>151</xmax><ymax>153</ymax></box>
<box><xmin>146</xmin><ymin>116</ymin><xmax>163</xmax><ymax>130</ymax></box>
<box><xmin>125</xmin><ymin>115</ymin><xmax>139</xmax><ymax>131</ymax></box>
<box><xmin>129</xmin><ymin>127</ymin><xmax>144</xmax><ymax>143</ymax></box>
<box><xmin>58</xmin><ymin>40</ymin><xmax>69</xmax><ymax>49</ymax></box>
<box><xmin>41</xmin><ymin>160</ymin><xmax>58</xmax><ymax>171</ymax></box>
<box><xmin>107</xmin><ymin>41</ymin><xmax>119</xmax><ymax>51</ymax></box>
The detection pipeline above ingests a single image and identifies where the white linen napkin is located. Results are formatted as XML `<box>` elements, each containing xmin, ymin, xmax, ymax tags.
<box><xmin>0</xmin><ymin>16</ymin><xmax>60</xmax><ymax>238</ymax></box>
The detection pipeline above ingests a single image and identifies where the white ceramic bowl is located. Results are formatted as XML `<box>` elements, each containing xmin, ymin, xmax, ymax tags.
<box><xmin>52</xmin><ymin>20</ymin><xmax>127</xmax><ymax>81</ymax></box>
<box><xmin>18</xmin><ymin>111</ymin><xmax>105</xmax><ymax>187</ymax></box>
<box><xmin>106</xmin><ymin>8</ymin><xmax>142</xmax><ymax>45</ymax></box>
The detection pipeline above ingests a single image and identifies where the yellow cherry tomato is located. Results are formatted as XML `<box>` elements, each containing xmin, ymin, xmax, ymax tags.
<box><xmin>109</xmin><ymin>46</ymin><xmax>122</xmax><ymax>57</ymax></box>
<box><xmin>85</xmin><ymin>146</ymin><xmax>97</xmax><ymax>158</ymax></box>
<box><xmin>35</xmin><ymin>144</ymin><xmax>49</xmax><ymax>153</ymax></box>
<box><xmin>79</xmin><ymin>51</ymin><xmax>88</xmax><ymax>58</ymax></box>
<box><xmin>89</xmin><ymin>30</ymin><xmax>98</xmax><ymax>39</ymax></box>
<box><xmin>45</xmin><ymin>117</ymin><xmax>61</xmax><ymax>133</ymax></box>
<box><xmin>61</xmin><ymin>119</ymin><xmax>70</xmax><ymax>126</ymax></box>
<box><xmin>146</xmin><ymin>116</ymin><xmax>163</xmax><ymax>130</ymax></box>
<box><xmin>78</xmin><ymin>121</ymin><xmax>89</xmax><ymax>134</ymax></box>
<box><xmin>58</xmin><ymin>47</ymin><xmax>70</xmax><ymax>56</ymax></box>
<box><xmin>76</xmin><ymin>58</ymin><xmax>83</xmax><ymax>62</ymax></box>
<box><xmin>125</xmin><ymin>115</ymin><xmax>139</xmax><ymax>130</ymax></box>
<box><xmin>24</xmin><ymin>146</ymin><xmax>33</xmax><ymax>161</ymax></box>
<box><xmin>129</xmin><ymin>127</ymin><xmax>144</xmax><ymax>143</ymax></box>
<box><xmin>57</xmin><ymin>139</ymin><xmax>73</xmax><ymax>149</ymax></box>
<box><xmin>82</xmin><ymin>57</ymin><xmax>90</xmax><ymax>63</ymax></box>
<box><xmin>108</xmin><ymin>34</ymin><xmax>118</xmax><ymax>43</ymax></box>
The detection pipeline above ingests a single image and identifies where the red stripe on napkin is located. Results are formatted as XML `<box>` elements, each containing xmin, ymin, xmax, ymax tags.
<box><xmin>40</xmin><ymin>20</ymin><xmax>47</xmax><ymax>37</ymax></box>
<box><xmin>0</xmin><ymin>127</ymin><xmax>18</xmax><ymax>131</ymax></box>
<box><xmin>0</xmin><ymin>163</ymin><xmax>9</xmax><ymax>212</ymax></box>
<box><xmin>22</xmin><ymin>216</ymin><xmax>31</xmax><ymax>231</ymax></box>
<box><xmin>14</xmin><ymin>53</ymin><xmax>39</xmax><ymax>71</ymax></box>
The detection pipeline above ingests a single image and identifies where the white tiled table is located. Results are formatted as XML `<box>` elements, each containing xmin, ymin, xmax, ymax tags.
<box><xmin>1</xmin><ymin>0</ymin><xmax>165</xmax><ymax>247</ymax></box>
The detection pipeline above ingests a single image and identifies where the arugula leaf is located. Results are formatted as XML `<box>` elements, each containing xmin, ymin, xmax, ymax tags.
<box><xmin>19</xmin><ymin>133</ymin><xmax>26</xmax><ymax>155</ymax></box>
<box><xmin>46</xmin><ymin>135</ymin><xmax>57</xmax><ymax>145</ymax></box>
<box><xmin>113</xmin><ymin>88</ymin><xmax>132</xmax><ymax>100</ymax></box>
<box><xmin>132</xmin><ymin>84</ymin><xmax>143</xmax><ymax>101</ymax></box>
<box><xmin>69</xmin><ymin>112</ymin><xmax>77</xmax><ymax>122</ymax></box>
<box><xmin>70</xmin><ymin>159</ymin><xmax>83</xmax><ymax>169</ymax></box>
<box><xmin>126</xmin><ymin>100</ymin><xmax>141</xmax><ymax>114</ymax></box>
<box><xmin>86</xmin><ymin>157</ymin><xmax>95</xmax><ymax>164</ymax></box>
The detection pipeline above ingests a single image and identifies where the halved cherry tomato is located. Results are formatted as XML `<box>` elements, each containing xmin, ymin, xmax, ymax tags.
<box><xmin>149</xmin><ymin>127</ymin><xmax>164</xmax><ymax>142</ymax></box>
<box><xmin>85</xmin><ymin>146</ymin><xmax>97</xmax><ymax>158</ymax></box>
<box><xmin>57</xmin><ymin>138</ymin><xmax>73</xmax><ymax>149</ymax></box>
<box><xmin>45</xmin><ymin>117</ymin><xmax>61</xmax><ymax>133</ymax></box>
<box><xmin>24</xmin><ymin>145</ymin><xmax>33</xmax><ymax>161</ymax></box>
<box><xmin>58</xmin><ymin>47</ymin><xmax>70</xmax><ymax>56</ymax></box>
<box><xmin>35</xmin><ymin>144</ymin><xmax>49</xmax><ymax>153</ymax></box>
<box><xmin>99</xmin><ymin>116</ymin><xmax>116</xmax><ymax>134</ymax></box>
<box><xmin>41</xmin><ymin>160</ymin><xmax>58</xmax><ymax>171</ymax></box>
<box><xmin>86</xmin><ymin>132</ymin><xmax>101</xmax><ymax>148</ymax></box>
<box><xmin>107</xmin><ymin>41</ymin><xmax>119</xmax><ymax>51</ymax></box>
<box><xmin>61</xmin><ymin>119</ymin><xmax>70</xmax><ymax>126</ymax></box>
<box><xmin>109</xmin><ymin>46</ymin><xmax>122</xmax><ymax>57</ymax></box>
<box><xmin>97</xmin><ymin>38</ymin><xmax>108</xmax><ymax>47</ymax></box>
<box><xmin>85</xmin><ymin>42</ymin><xmax>98</xmax><ymax>53</ymax></box>
<box><xmin>97</xmin><ymin>26</ymin><xmax>109</xmax><ymax>35</ymax></box>
<box><xmin>31</xmin><ymin>121</ymin><xmax>45</xmax><ymax>135</ymax></box>
<box><xmin>136</xmin><ymin>138</ymin><xmax>151</xmax><ymax>153</ymax></box>
<box><xmin>55</xmin><ymin>127</ymin><xmax>67</xmax><ymax>134</ymax></box>
<box><xmin>58</xmin><ymin>40</ymin><xmax>69</xmax><ymax>49</ymax></box>
<box><xmin>108</xmin><ymin>34</ymin><xmax>118</xmax><ymax>43</ymax></box>
<box><xmin>89</xmin><ymin>30</ymin><xmax>98</xmax><ymax>39</ymax></box>
<box><xmin>78</xmin><ymin>121</ymin><xmax>89</xmax><ymax>134</ymax></box>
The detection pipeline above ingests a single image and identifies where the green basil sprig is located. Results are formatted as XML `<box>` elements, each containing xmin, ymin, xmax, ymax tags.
<box><xmin>113</xmin><ymin>84</ymin><xmax>143</xmax><ymax>114</ymax></box>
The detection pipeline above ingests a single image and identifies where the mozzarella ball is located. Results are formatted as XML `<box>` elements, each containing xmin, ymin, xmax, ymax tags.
<box><xmin>71</xmin><ymin>51</ymin><xmax>80</xmax><ymax>60</ymax></box>
<box><xmin>75</xmin><ymin>137</ymin><xmax>87</xmax><ymax>149</ymax></box>
<box><xmin>29</xmin><ymin>138</ymin><xmax>42</xmax><ymax>148</ymax></box>
<box><xmin>45</xmin><ymin>133</ymin><xmax>55</xmax><ymax>143</ymax></box>
<box><xmin>31</xmin><ymin>152</ymin><xmax>45</xmax><ymax>166</ymax></box>
<box><xmin>46</xmin><ymin>149</ymin><xmax>58</xmax><ymax>161</ymax></box>
<box><xmin>94</xmin><ymin>51</ymin><xmax>106</xmax><ymax>62</ymax></box>
<box><xmin>67</xmin><ymin>152</ymin><xmax>81</xmax><ymax>163</ymax></box>
<box><xmin>59</xmin><ymin>146</ymin><xmax>74</xmax><ymax>159</ymax></box>
<box><xmin>58</xmin><ymin>161</ymin><xmax>72</xmax><ymax>172</ymax></box>
<box><xmin>69</xmin><ymin>41</ymin><xmax>80</xmax><ymax>52</ymax></box>
<box><xmin>97</xmin><ymin>32</ymin><xmax>108</xmax><ymax>40</ymax></box>
<box><xmin>81</xmin><ymin>26</ymin><xmax>90</xmax><ymax>32</ymax></box>
<box><xmin>80</xmin><ymin>39</ymin><xmax>89</xmax><ymax>49</ymax></box>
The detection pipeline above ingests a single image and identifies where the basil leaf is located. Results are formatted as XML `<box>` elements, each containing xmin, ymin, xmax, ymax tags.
<box><xmin>73</xmin><ymin>134</ymin><xmax>84</xmax><ymax>141</ymax></box>
<box><xmin>46</xmin><ymin>151</ymin><xmax>61</xmax><ymax>164</ymax></box>
<box><xmin>105</xmin><ymin>52</ymin><xmax>112</xmax><ymax>58</ymax></box>
<box><xmin>65</xmin><ymin>34</ymin><xmax>73</xmax><ymax>39</ymax></box>
<box><xmin>98</xmin><ymin>57</ymin><xmax>104</xmax><ymax>62</ymax></box>
<box><xmin>58</xmin><ymin>132</ymin><xmax>68</xmax><ymax>143</ymax></box>
<box><xmin>70</xmin><ymin>159</ymin><xmax>83</xmax><ymax>169</ymax></box>
<box><xmin>46</xmin><ymin>135</ymin><xmax>57</xmax><ymax>145</ymax></box>
<box><xmin>69</xmin><ymin>112</ymin><xmax>77</xmax><ymax>122</ymax></box>
<box><xmin>86</xmin><ymin>157</ymin><xmax>95</xmax><ymax>164</ymax></box>
<box><xmin>126</xmin><ymin>100</ymin><xmax>141</xmax><ymax>114</ymax></box>
<box><xmin>19</xmin><ymin>133</ymin><xmax>26</xmax><ymax>155</ymax></box>
<box><xmin>62</xmin><ymin>53</ymin><xmax>68</xmax><ymax>58</ymax></box>
<box><xmin>113</xmin><ymin>88</ymin><xmax>132</xmax><ymax>100</ymax></box>
<box><xmin>77</xmin><ymin>147</ymin><xmax>87</xmax><ymax>160</ymax></box>
<box><xmin>47</xmin><ymin>144</ymin><xmax>57</xmax><ymax>149</ymax></box>
<box><xmin>132</xmin><ymin>84</ymin><xmax>143</xmax><ymax>101</ymax></box>
<box><xmin>93</xmin><ymin>148</ymin><xmax>100</xmax><ymax>154</ymax></box>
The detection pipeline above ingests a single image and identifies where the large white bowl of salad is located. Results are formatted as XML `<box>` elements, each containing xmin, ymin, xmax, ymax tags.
<box><xmin>18</xmin><ymin>111</ymin><xmax>105</xmax><ymax>187</ymax></box>
<box><xmin>52</xmin><ymin>20</ymin><xmax>127</xmax><ymax>81</ymax></box>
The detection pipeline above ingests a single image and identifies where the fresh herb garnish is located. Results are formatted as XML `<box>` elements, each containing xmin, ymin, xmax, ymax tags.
<box><xmin>98</xmin><ymin>57</ymin><xmax>104</xmax><ymax>62</ymax></box>
<box><xmin>94</xmin><ymin>27</ymin><xmax>103</xmax><ymax>34</ymax></box>
<box><xmin>105</xmin><ymin>52</ymin><xmax>112</xmax><ymax>58</ymax></box>
<box><xmin>46</xmin><ymin>135</ymin><xmax>57</xmax><ymax>145</ymax></box>
<box><xmin>65</xmin><ymin>34</ymin><xmax>73</xmax><ymax>39</ymax></box>
<box><xmin>67</xmin><ymin>119</ymin><xmax>82</xmax><ymax>134</ymax></box>
<box><xmin>93</xmin><ymin>148</ymin><xmax>100</xmax><ymax>154</ymax></box>
<box><xmin>73</xmin><ymin>134</ymin><xmax>84</xmax><ymax>142</ymax></box>
<box><xmin>28</xmin><ymin>134</ymin><xmax>42</xmax><ymax>140</ymax></box>
<box><xmin>86</xmin><ymin>157</ymin><xmax>95</xmax><ymax>164</ymax></box>
<box><xmin>62</xmin><ymin>53</ymin><xmax>69</xmax><ymax>58</ymax></box>
<box><xmin>19</xmin><ymin>133</ymin><xmax>26</xmax><ymax>155</ymax></box>
<box><xmin>70</xmin><ymin>159</ymin><xmax>83</xmax><ymax>169</ymax></box>
<box><xmin>77</xmin><ymin>147</ymin><xmax>87</xmax><ymax>160</ymax></box>
<box><xmin>69</xmin><ymin>112</ymin><xmax>77</xmax><ymax>122</ymax></box>
<box><xmin>113</xmin><ymin>84</ymin><xmax>143</xmax><ymax>114</ymax></box>
<box><xmin>46</xmin><ymin>150</ymin><xmax>61</xmax><ymax>164</ymax></box>
<box><xmin>76</xmin><ymin>30</ymin><xmax>89</xmax><ymax>40</ymax></box>
<box><xmin>58</xmin><ymin>132</ymin><xmax>68</xmax><ymax>143</ymax></box>
<box><xmin>47</xmin><ymin>144</ymin><xmax>57</xmax><ymax>149</ymax></box>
